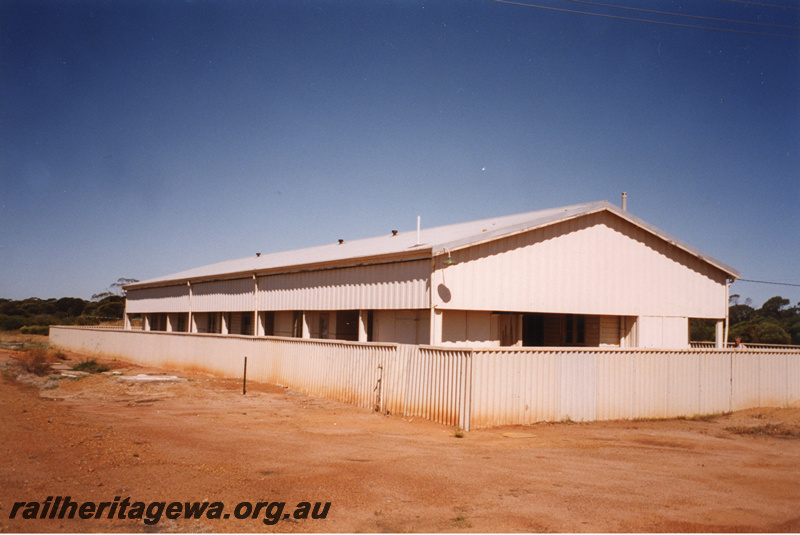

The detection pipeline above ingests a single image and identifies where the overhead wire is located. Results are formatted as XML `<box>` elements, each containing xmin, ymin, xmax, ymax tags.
<box><xmin>561</xmin><ymin>0</ymin><xmax>800</xmax><ymax>31</ymax></box>
<box><xmin>720</xmin><ymin>0</ymin><xmax>800</xmax><ymax>10</ymax></box>
<box><xmin>737</xmin><ymin>279</ymin><xmax>800</xmax><ymax>288</ymax></box>
<box><xmin>489</xmin><ymin>0</ymin><xmax>800</xmax><ymax>39</ymax></box>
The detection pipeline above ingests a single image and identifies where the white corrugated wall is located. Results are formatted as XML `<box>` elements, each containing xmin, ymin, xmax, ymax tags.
<box><xmin>126</xmin><ymin>285</ymin><xmax>190</xmax><ymax>313</ymax></box>
<box><xmin>469</xmin><ymin>348</ymin><xmax>800</xmax><ymax>428</ymax></box>
<box><xmin>434</xmin><ymin>212</ymin><xmax>728</xmax><ymax>319</ymax></box>
<box><xmin>51</xmin><ymin>327</ymin><xmax>800</xmax><ymax>431</ymax></box>
<box><xmin>192</xmin><ymin>278</ymin><xmax>254</xmax><ymax>312</ymax></box>
<box><xmin>257</xmin><ymin>260</ymin><xmax>430</xmax><ymax>311</ymax></box>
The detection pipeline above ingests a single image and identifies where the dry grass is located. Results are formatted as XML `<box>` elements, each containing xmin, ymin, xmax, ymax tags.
<box><xmin>725</xmin><ymin>423</ymin><xmax>800</xmax><ymax>438</ymax></box>
<box><xmin>19</xmin><ymin>345</ymin><xmax>52</xmax><ymax>376</ymax></box>
<box><xmin>72</xmin><ymin>359</ymin><xmax>111</xmax><ymax>374</ymax></box>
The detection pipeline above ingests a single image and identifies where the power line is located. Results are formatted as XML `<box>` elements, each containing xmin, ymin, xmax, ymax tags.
<box><xmin>490</xmin><ymin>0</ymin><xmax>800</xmax><ymax>39</ymax></box>
<box><xmin>720</xmin><ymin>0</ymin><xmax>800</xmax><ymax>11</ymax></box>
<box><xmin>737</xmin><ymin>279</ymin><xmax>800</xmax><ymax>288</ymax></box>
<box><xmin>562</xmin><ymin>0</ymin><xmax>800</xmax><ymax>31</ymax></box>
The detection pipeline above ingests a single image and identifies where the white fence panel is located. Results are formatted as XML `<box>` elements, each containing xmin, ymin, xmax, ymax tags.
<box><xmin>667</xmin><ymin>352</ymin><xmax>701</xmax><ymax>417</ymax></box>
<box><xmin>632</xmin><ymin>351</ymin><xmax>670</xmax><ymax>419</ymax></box>
<box><xmin>731</xmin><ymin>353</ymin><xmax>761</xmax><ymax>411</ymax></box>
<box><xmin>758</xmin><ymin>353</ymin><xmax>787</xmax><ymax>408</ymax></box>
<box><xmin>789</xmin><ymin>354</ymin><xmax>800</xmax><ymax>407</ymax></box>
<box><xmin>50</xmin><ymin>328</ymin><xmax>800</xmax><ymax>431</ymax></box>
<box><xmin>558</xmin><ymin>351</ymin><xmax>597</xmax><ymax>422</ymax></box>
<box><xmin>596</xmin><ymin>351</ymin><xmax>633</xmax><ymax>421</ymax></box>
<box><xmin>698</xmin><ymin>351</ymin><xmax>732</xmax><ymax>415</ymax></box>
<box><xmin>402</xmin><ymin>347</ymin><xmax>471</xmax><ymax>429</ymax></box>
<box><xmin>471</xmin><ymin>350</ymin><xmax>560</xmax><ymax>428</ymax></box>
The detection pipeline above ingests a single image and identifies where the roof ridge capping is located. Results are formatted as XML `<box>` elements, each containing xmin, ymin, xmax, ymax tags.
<box><xmin>430</xmin><ymin>200</ymin><xmax>609</xmax><ymax>252</ymax></box>
<box><xmin>125</xmin><ymin>200</ymin><xmax>739</xmax><ymax>289</ymax></box>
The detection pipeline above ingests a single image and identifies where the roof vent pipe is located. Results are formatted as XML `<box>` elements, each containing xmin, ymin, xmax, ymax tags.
<box><xmin>416</xmin><ymin>216</ymin><xmax>421</xmax><ymax>245</ymax></box>
<box><xmin>621</xmin><ymin>192</ymin><xmax>628</xmax><ymax>211</ymax></box>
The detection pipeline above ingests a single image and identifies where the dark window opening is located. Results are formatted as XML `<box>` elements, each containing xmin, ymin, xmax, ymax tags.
<box><xmin>319</xmin><ymin>314</ymin><xmax>329</xmax><ymax>339</ymax></box>
<box><xmin>176</xmin><ymin>314</ymin><xmax>186</xmax><ymax>332</ymax></box>
<box><xmin>241</xmin><ymin>312</ymin><xmax>253</xmax><ymax>336</ymax></box>
<box><xmin>522</xmin><ymin>314</ymin><xmax>546</xmax><ymax>346</ymax></box>
<box><xmin>263</xmin><ymin>311</ymin><xmax>275</xmax><ymax>336</ymax></box>
<box><xmin>292</xmin><ymin>311</ymin><xmax>303</xmax><ymax>338</ymax></box>
<box><xmin>336</xmin><ymin>310</ymin><xmax>359</xmax><ymax>341</ymax></box>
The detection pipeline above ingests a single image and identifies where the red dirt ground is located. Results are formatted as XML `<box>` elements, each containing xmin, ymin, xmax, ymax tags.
<box><xmin>1</xmin><ymin>335</ymin><xmax>799</xmax><ymax>533</ymax></box>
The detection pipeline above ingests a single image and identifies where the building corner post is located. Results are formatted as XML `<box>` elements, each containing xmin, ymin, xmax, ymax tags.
<box><xmin>723</xmin><ymin>279</ymin><xmax>733</xmax><ymax>348</ymax></box>
<box><xmin>187</xmin><ymin>281</ymin><xmax>194</xmax><ymax>333</ymax></box>
<box><xmin>123</xmin><ymin>297</ymin><xmax>131</xmax><ymax>330</ymax></box>
<box><xmin>358</xmin><ymin>310</ymin><xmax>368</xmax><ymax>342</ymax></box>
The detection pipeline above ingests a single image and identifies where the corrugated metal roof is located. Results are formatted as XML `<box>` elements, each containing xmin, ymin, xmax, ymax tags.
<box><xmin>126</xmin><ymin>200</ymin><xmax>739</xmax><ymax>289</ymax></box>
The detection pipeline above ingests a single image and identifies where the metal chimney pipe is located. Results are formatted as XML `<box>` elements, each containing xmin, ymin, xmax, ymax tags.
<box><xmin>621</xmin><ymin>192</ymin><xmax>628</xmax><ymax>211</ymax></box>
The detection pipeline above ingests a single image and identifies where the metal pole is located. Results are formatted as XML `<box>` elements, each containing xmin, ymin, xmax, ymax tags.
<box><xmin>243</xmin><ymin>356</ymin><xmax>247</xmax><ymax>395</ymax></box>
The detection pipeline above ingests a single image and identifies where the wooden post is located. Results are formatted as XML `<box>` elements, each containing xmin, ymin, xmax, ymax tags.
<box><xmin>243</xmin><ymin>356</ymin><xmax>247</xmax><ymax>395</ymax></box>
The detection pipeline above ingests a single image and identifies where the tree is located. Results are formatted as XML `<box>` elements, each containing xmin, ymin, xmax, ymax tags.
<box><xmin>785</xmin><ymin>315</ymin><xmax>800</xmax><ymax>345</ymax></box>
<box><xmin>92</xmin><ymin>278</ymin><xmax>139</xmax><ymax>301</ymax></box>
<box><xmin>758</xmin><ymin>296</ymin><xmax>790</xmax><ymax>320</ymax></box>
<box><xmin>758</xmin><ymin>322</ymin><xmax>791</xmax><ymax>345</ymax></box>
<box><xmin>110</xmin><ymin>277</ymin><xmax>139</xmax><ymax>296</ymax></box>
<box><xmin>55</xmin><ymin>297</ymin><xmax>86</xmax><ymax>317</ymax></box>
<box><xmin>729</xmin><ymin>304</ymin><xmax>754</xmax><ymax>325</ymax></box>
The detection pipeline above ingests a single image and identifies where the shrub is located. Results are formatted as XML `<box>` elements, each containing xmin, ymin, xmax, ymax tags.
<box><xmin>21</xmin><ymin>346</ymin><xmax>52</xmax><ymax>376</ymax></box>
<box><xmin>758</xmin><ymin>323</ymin><xmax>791</xmax><ymax>345</ymax></box>
<box><xmin>0</xmin><ymin>314</ymin><xmax>25</xmax><ymax>331</ymax></box>
<box><xmin>72</xmin><ymin>359</ymin><xmax>111</xmax><ymax>374</ymax></box>
<box><xmin>20</xmin><ymin>325</ymin><xmax>50</xmax><ymax>335</ymax></box>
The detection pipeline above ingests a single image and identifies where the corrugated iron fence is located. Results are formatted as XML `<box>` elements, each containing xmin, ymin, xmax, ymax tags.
<box><xmin>50</xmin><ymin>327</ymin><xmax>799</xmax><ymax>431</ymax></box>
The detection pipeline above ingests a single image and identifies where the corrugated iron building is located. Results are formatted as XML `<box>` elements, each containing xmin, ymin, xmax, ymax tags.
<box><xmin>123</xmin><ymin>201</ymin><xmax>740</xmax><ymax>349</ymax></box>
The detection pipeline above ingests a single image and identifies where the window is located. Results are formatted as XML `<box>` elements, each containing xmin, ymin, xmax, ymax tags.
<box><xmin>319</xmin><ymin>314</ymin><xmax>329</xmax><ymax>339</ymax></box>
<box><xmin>336</xmin><ymin>310</ymin><xmax>359</xmax><ymax>341</ymax></box>
<box><xmin>522</xmin><ymin>314</ymin><xmax>545</xmax><ymax>346</ymax></box>
<box><xmin>263</xmin><ymin>311</ymin><xmax>274</xmax><ymax>336</ymax></box>
<box><xmin>292</xmin><ymin>311</ymin><xmax>303</xmax><ymax>338</ymax></box>
<box><xmin>241</xmin><ymin>312</ymin><xmax>253</xmax><ymax>336</ymax></box>
<box><xmin>565</xmin><ymin>314</ymin><xmax>586</xmax><ymax>345</ymax></box>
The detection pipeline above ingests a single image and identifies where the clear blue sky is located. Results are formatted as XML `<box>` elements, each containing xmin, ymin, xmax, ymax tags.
<box><xmin>1</xmin><ymin>0</ymin><xmax>798</xmax><ymax>309</ymax></box>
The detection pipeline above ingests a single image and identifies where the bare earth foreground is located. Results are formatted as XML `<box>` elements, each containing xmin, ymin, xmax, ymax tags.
<box><xmin>2</xmin><ymin>337</ymin><xmax>799</xmax><ymax>533</ymax></box>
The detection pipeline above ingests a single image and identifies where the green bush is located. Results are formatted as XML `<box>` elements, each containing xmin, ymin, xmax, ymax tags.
<box><xmin>758</xmin><ymin>323</ymin><xmax>791</xmax><ymax>345</ymax></box>
<box><xmin>20</xmin><ymin>325</ymin><xmax>50</xmax><ymax>335</ymax></box>
<box><xmin>72</xmin><ymin>359</ymin><xmax>111</xmax><ymax>373</ymax></box>
<box><xmin>0</xmin><ymin>314</ymin><xmax>25</xmax><ymax>331</ymax></box>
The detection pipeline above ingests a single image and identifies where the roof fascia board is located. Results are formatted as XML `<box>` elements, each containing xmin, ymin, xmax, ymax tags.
<box><xmin>608</xmin><ymin>206</ymin><xmax>740</xmax><ymax>279</ymax></box>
